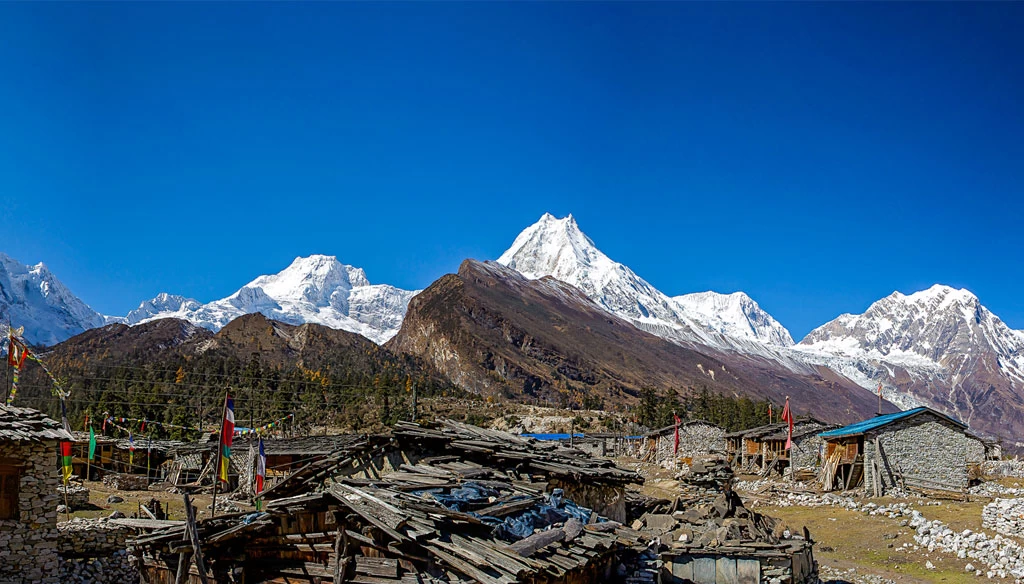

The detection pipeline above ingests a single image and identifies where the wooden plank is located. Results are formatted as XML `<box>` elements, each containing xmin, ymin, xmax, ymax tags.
<box><xmin>736</xmin><ymin>559</ymin><xmax>760</xmax><ymax>584</ymax></box>
<box><xmin>507</xmin><ymin>529</ymin><xmax>566</xmax><ymax>557</ymax></box>
<box><xmin>693</xmin><ymin>557</ymin><xmax>716</xmax><ymax>584</ymax></box>
<box><xmin>671</xmin><ymin>558</ymin><xmax>694</xmax><ymax>582</ymax></box>
<box><xmin>716</xmin><ymin>556</ymin><xmax>739</xmax><ymax>584</ymax></box>
<box><xmin>355</xmin><ymin>557</ymin><xmax>399</xmax><ymax>578</ymax></box>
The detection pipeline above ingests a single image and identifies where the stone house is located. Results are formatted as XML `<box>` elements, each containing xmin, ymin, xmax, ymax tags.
<box><xmin>819</xmin><ymin>407</ymin><xmax>973</xmax><ymax>495</ymax></box>
<box><xmin>760</xmin><ymin>421</ymin><xmax>837</xmax><ymax>477</ymax></box>
<box><xmin>725</xmin><ymin>418</ymin><xmax>830</xmax><ymax>471</ymax></box>
<box><xmin>0</xmin><ymin>405</ymin><xmax>72</xmax><ymax>584</ymax></box>
<box><xmin>640</xmin><ymin>420</ymin><xmax>725</xmax><ymax>467</ymax></box>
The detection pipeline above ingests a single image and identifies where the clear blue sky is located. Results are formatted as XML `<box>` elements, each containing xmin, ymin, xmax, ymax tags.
<box><xmin>1</xmin><ymin>2</ymin><xmax>1021</xmax><ymax>340</ymax></box>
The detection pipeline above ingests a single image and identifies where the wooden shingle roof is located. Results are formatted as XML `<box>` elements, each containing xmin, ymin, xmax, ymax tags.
<box><xmin>0</xmin><ymin>405</ymin><xmax>72</xmax><ymax>442</ymax></box>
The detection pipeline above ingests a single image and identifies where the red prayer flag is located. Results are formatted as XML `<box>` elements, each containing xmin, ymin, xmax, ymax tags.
<box><xmin>218</xmin><ymin>395</ymin><xmax>235</xmax><ymax>483</ymax></box>
<box><xmin>780</xmin><ymin>397</ymin><xmax>794</xmax><ymax>450</ymax></box>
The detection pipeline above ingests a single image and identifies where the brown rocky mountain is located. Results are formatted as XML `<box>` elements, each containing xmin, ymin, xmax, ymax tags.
<box><xmin>387</xmin><ymin>260</ymin><xmax>890</xmax><ymax>423</ymax></box>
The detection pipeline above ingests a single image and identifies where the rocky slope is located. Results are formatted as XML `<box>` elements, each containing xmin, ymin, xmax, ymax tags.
<box><xmin>795</xmin><ymin>285</ymin><xmax>1024</xmax><ymax>444</ymax></box>
<box><xmin>387</xmin><ymin>259</ymin><xmax>888</xmax><ymax>422</ymax></box>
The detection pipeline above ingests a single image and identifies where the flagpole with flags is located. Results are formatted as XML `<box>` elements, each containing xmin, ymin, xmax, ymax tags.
<box><xmin>87</xmin><ymin>426</ymin><xmax>96</xmax><ymax>482</ymax></box>
<box><xmin>212</xmin><ymin>391</ymin><xmax>234</xmax><ymax>518</ymax></box>
<box><xmin>877</xmin><ymin>382</ymin><xmax>883</xmax><ymax>416</ymax></box>
<box><xmin>780</xmin><ymin>396</ymin><xmax>794</xmax><ymax>480</ymax></box>
<box><xmin>255</xmin><ymin>436</ymin><xmax>266</xmax><ymax>511</ymax></box>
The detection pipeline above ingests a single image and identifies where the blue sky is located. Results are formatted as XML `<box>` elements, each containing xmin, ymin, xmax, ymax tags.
<box><xmin>0</xmin><ymin>2</ymin><xmax>1021</xmax><ymax>340</ymax></box>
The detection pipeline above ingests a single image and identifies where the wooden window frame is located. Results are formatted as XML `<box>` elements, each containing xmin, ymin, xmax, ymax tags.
<box><xmin>0</xmin><ymin>462</ymin><xmax>23</xmax><ymax>521</ymax></box>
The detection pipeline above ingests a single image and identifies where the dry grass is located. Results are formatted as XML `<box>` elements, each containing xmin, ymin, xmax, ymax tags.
<box><xmin>762</xmin><ymin>497</ymin><xmax>1009</xmax><ymax>583</ymax></box>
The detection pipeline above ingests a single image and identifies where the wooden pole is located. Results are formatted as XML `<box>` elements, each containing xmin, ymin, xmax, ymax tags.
<box><xmin>211</xmin><ymin>392</ymin><xmax>229</xmax><ymax>518</ymax></box>
<box><xmin>182</xmin><ymin>494</ymin><xmax>211</xmax><ymax>584</ymax></box>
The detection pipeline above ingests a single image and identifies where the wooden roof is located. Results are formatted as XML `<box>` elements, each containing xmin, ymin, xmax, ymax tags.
<box><xmin>0</xmin><ymin>405</ymin><xmax>72</xmax><ymax>442</ymax></box>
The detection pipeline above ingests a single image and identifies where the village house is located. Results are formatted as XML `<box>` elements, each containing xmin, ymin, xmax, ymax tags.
<box><xmin>819</xmin><ymin>407</ymin><xmax>975</xmax><ymax>496</ymax></box>
<box><xmin>724</xmin><ymin>418</ymin><xmax>830</xmax><ymax>472</ymax></box>
<box><xmin>637</xmin><ymin>420</ymin><xmax>725</xmax><ymax>467</ymax></box>
<box><xmin>0</xmin><ymin>405</ymin><xmax>72</xmax><ymax>584</ymax></box>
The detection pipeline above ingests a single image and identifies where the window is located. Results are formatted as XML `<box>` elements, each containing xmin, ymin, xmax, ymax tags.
<box><xmin>0</xmin><ymin>464</ymin><xmax>20</xmax><ymax>520</ymax></box>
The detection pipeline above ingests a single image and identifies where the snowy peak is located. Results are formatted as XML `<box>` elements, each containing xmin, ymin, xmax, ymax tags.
<box><xmin>249</xmin><ymin>255</ymin><xmax>370</xmax><ymax>305</ymax></box>
<box><xmin>496</xmin><ymin>214</ymin><xmax>794</xmax><ymax>356</ymax></box>
<box><xmin>128</xmin><ymin>255</ymin><xmax>419</xmax><ymax>344</ymax></box>
<box><xmin>673</xmin><ymin>291</ymin><xmax>795</xmax><ymax>348</ymax></box>
<box><xmin>497</xmin><ymin>213</ymin><xmax>609</xmax><ymax>283</ymax></box>
<box><xmin>0</xmin><ymin>253</ymin><xmax>107</xmax><ymax>346</ymax></box>
<box><xmin>798</xmin><ymin>283</ymin><xmax>1024</xmax><ymax>381</ymax></box>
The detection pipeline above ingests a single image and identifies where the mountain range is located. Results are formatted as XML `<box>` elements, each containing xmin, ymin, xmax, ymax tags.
<box><xmin>3</xmin><ymin>214</ymin><xmax>1022</xmax><ymax>443</ymax></box>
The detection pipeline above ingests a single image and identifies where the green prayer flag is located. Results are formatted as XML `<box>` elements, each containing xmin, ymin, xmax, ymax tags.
<box><xmin>88</xmin><ymin>427</ymin><xmax>96</xmax><ymax>461</ymax></box>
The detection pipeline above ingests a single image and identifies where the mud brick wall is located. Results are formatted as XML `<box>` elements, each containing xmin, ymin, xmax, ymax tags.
<box><xmin>0</xmin><ymin>440</ymin><xmax>62</xmax><ymax>584</ymax></box>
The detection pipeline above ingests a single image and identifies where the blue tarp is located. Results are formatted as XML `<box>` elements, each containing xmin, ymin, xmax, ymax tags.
<box><xmin>415</xmin><ymin>483</ymin><xmax>598</xmax><ymax>541</ymax></box>
<box><xmin>520</xmin><ymin>433</ymin><xmax>584</xmax><ymax>441</ymax></box>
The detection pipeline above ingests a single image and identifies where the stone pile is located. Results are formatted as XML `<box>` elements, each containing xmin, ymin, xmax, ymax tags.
<box><xmin>58</xmin><ymin>550</ymin><xmax>137</xmax><ymax>584</ymax></box>
<box><xmin>983</xmin><ymin>498</ymin><xmax>1024</xmax><ymax>538</ymax></box>
<box><xmin>102</xmin><ymin>472</ymin><xmax>149</xmax><ymax>491</ymax></box>
<box><xmin>972</xmin><ymin>481</ymin><xmax>1024</xmax><ymax>498</ymax></box>
<box><xmin>57</xmin><ymin>484</ymin><xmax>90</xmax><ymax>509</ymax></box>
<box><xmin>910</xmin><ymin>509</ymin><xmax>1024</xmax><ymax>581</ymax></box>
<box><xmin>678</xmin><ymin>456</ymin><xmax>734</xmax><ymax>505</ymax></box>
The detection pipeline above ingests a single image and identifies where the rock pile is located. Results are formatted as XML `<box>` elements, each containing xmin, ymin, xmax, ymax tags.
<box><xmin>678</xmin><ymin>457</ymin><xmax>734</xmax><ymax>505</ymax></box>
<box><xmin>57</xmin><ymin>484</ymin><xmax>90</xmax><ymax>510</ymax></box>
<box><xmin>910</xmin><ymin>509</ymin><xmax>1024</xmax><ymax>581</ymax></box>
<box><xmin>102</xmin><ymin>472</ymin><xmax>149</xmax><ymax>491</ymax></box>
<box><xmin>972</xmin><ymin>481</ymin><xmax>1024</xmax><ymax>498</ymax></box>
<box><xmin>983</xmin><ymin>498</ymin><xmax>1024</xmax><ymax>538</ymax></box>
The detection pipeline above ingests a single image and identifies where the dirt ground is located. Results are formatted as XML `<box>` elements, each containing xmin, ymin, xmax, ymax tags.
<box><xmin>68</xmin><ymin>479</ymin><xmax>255</xmax><ymax>522</ymax></box>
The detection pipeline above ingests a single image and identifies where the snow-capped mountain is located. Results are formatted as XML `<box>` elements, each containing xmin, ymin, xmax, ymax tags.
<box><xmin>126</xmin><ymin>255</ymin><xmax>418</xmax><ymax>344</ymax></box>
<box><xmin>794</xmin><ymin>285</ymin><xmax>1024</xmax><ymax>440</ymax></box>
<box><xmin>673</xmin><ymin>291</ymin><xmax>795</xmax><ymax>348</ymax></box>
<box><xmin>0</xmin><ymin>253</ymin><xmax>109</xmax><ymax>346</ymax></box>
<box><xmin>496</xmin><ymin>213</ymin><xmax>795</xmax><ymax>357</ymax></box>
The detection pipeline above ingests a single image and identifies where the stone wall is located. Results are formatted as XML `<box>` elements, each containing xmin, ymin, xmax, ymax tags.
<box><xmin>57</xmin><ymin>517</ymin><xmax>139</xmax><ymax>584</ymax></box>
<box><xmin>57</xmin><ymin>484</ymin><xmax>91</xmax><ymax>510</ymax></box>
<box><xmin>864</xmin><ymin>414</ymin><xmax>969</xmax><ymax>493</ymax></box>
<box><xmin>102</xmin><ymin>472</ymin><xmax>149</xmax><ymax>490</ymax></box>
<box><xmin>0</xmin><ymin>439</ymin><xmax>61</xmax><ymax>584</ymax></box>
<box><xmin>982</xmin><ymin>460</ymin><xmax>1024</xmax><ymax>478</ymax></box>
<box><xmin>966</xmin><ymin>436</ymin><xmax>986</xmax><ymax>464</ymax></box>
<box><xmin>790</xmin><ymin>435</ymin><xmax>824</xmax><ymax>472</ymax></box>
<box><xmin>982</xmin><ymin>498</ymin><xmax>1024</xmax><ymax>538</ymax></box>
<box><xmin>653</xmin><ymin>423</ymin><xmax>726</xmax><ymax>465</ymax></box>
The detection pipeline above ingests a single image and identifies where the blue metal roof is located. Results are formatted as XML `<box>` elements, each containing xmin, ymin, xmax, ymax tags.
<box><xmin>819</xmin><ymin>407</ymin><xmax>966</xmax><ymax>439</ymax></box>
